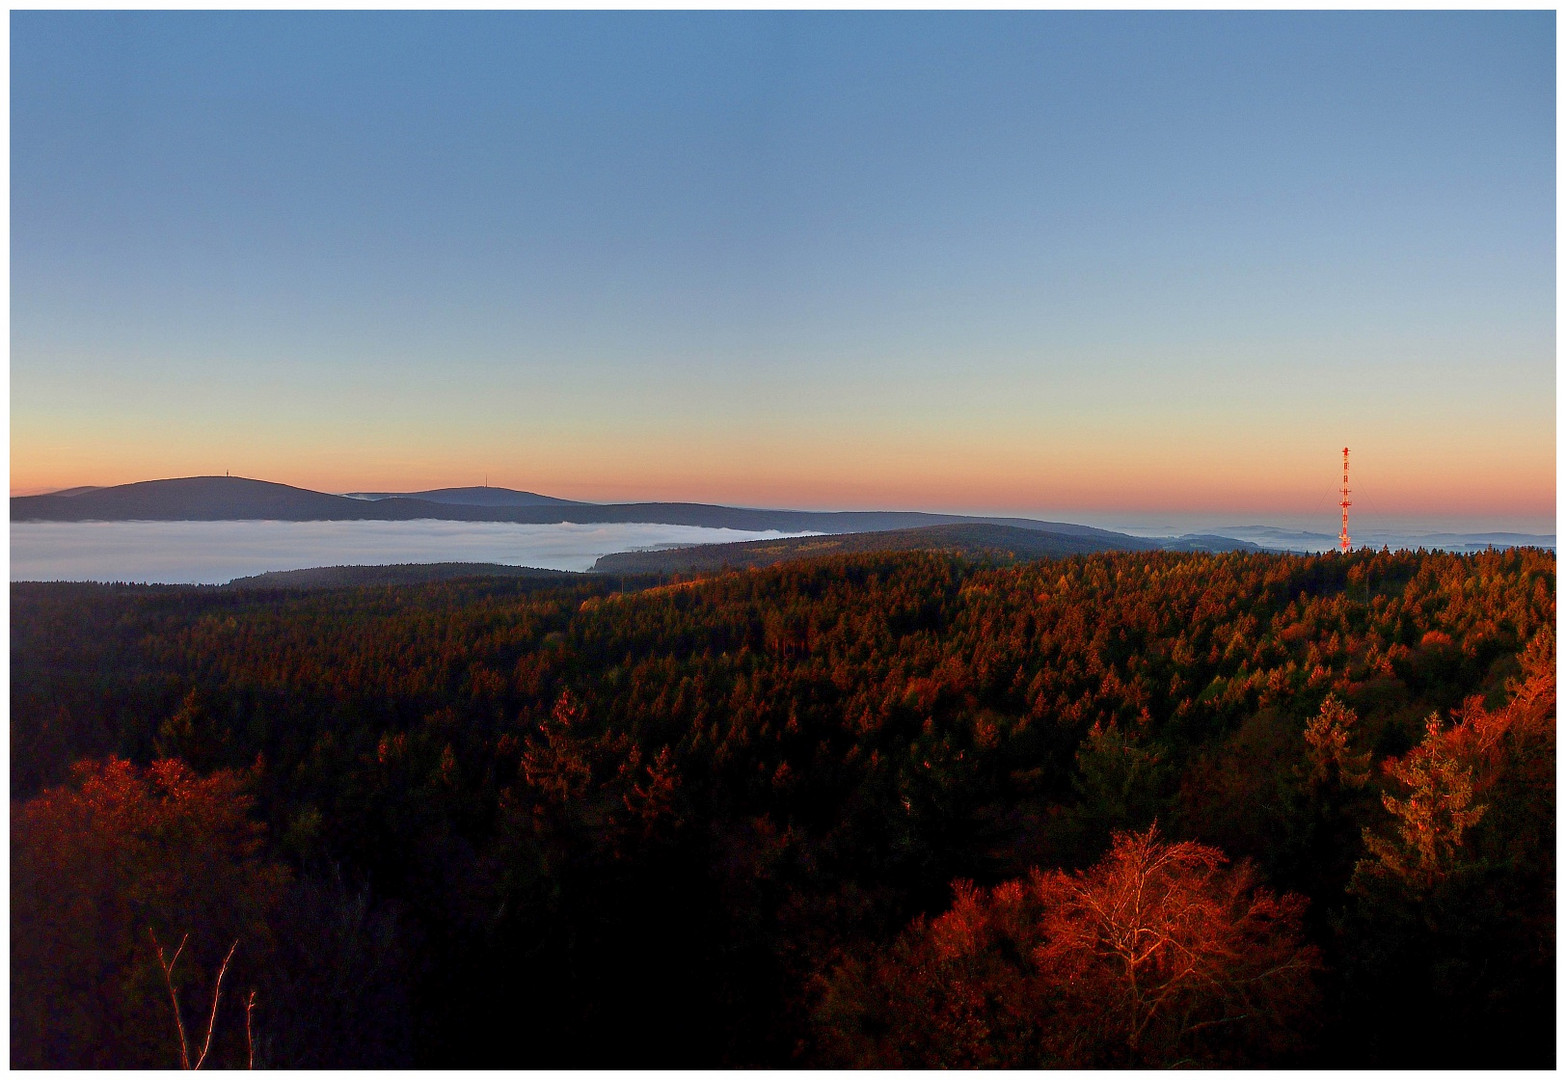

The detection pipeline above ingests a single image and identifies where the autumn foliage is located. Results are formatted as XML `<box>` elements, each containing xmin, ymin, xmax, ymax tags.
<box><xmin>1338</xmin><ymin>625</ymin><xmax>1555</xmax><ymax>1066</ymax></box>
<box><xmin>816</xmin><ymin>826</ymin><xmax>1318</xmax><ymax>1067</ymax></box>
<box><xmin>8</xmin><ymin>547</ymin><xmax>1554</xmax><ymax>1066</ymax></box>
<box><xmin>11</xmin><ymin>757</ymin><xmax>287</xmax><ymax>1069</ymax></box>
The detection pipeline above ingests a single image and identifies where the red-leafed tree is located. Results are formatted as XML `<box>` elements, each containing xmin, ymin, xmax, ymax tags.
<box><xmin>1031</xmin><ymin>827</ymin><xmax>1320</xmax><ymax>1066</ymax></box>
<box><xmin>1339</xmin><ymin>626</ymin><xmax>1555</xmax><ymax>1067</ymax></box>
<box><xmin>813</xmin><ymin>877</ymin><xmax>1053</xmax><ymax>1068</ymax></box>
<box><xmin>11</xmin><ymin>757</ymin><xmax>288</xmax><ymax>1069</ymax></box>
<box><xmin>815</xmin><ymin>826</ymin><xmax>1319</xmax><ymax>1068</ymax></box>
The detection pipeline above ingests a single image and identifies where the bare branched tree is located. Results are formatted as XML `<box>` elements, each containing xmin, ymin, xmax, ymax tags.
<box><xmin>245</xmin><ymin>991</ymin><xmax>258</xmax><ymax>1069</ymax></box>
<box><xmin>148</xmin><ymin>929</ymin><xmax>243</xmax><ymax>1070</ymax></box>
<box><xmin>150</xmin><ymin>930</ymin><xmax>194</xmax><ymax>1070</ymax></box>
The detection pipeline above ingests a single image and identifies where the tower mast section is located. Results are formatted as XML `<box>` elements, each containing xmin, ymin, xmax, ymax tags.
<box><xmin>1339</xmin><ymin>447</ymin><xmax>1351</xmax><ymax>554</ymax></box>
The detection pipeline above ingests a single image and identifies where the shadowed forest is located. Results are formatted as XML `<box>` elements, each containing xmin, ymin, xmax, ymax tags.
<box><xmin>10</xmin><ymin>546</ymin><xmax>1555</xmax><ymax>1068</ymax></box>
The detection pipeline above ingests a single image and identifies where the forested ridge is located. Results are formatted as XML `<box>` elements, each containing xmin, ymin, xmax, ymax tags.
<box><xmin>11</xmin><ymin>547</ymin><xmax>1555</xmax><ymax>1067</ymax></box>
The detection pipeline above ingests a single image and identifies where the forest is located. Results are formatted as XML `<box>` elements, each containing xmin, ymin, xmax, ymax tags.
<box><xmin>10</xmin><ymin>545</ymin><xmax>1555</xmax><ymax>1068</ymax></box>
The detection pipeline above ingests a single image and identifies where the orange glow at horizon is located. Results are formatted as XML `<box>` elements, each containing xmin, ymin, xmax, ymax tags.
<box><xmin>11</xmin><ymin>430</ymin><xmax>1555</xmax><ymax>524</ymax></box>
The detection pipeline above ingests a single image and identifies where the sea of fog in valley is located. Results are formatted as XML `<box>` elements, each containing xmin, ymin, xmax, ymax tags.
<box><xmin>10</xmin><ymin>520</ymin><xmax>819</xmax><ymax>585</ymax></box>
<box><xmin>1069</xmin><ymin>513</ymin><xmax>1556</xmax><ymax>555</ymax></box>
<box><xmin>12</xmin><ymin>516</ymin><xmax>1554</xmax><ymax>587</ymax></box>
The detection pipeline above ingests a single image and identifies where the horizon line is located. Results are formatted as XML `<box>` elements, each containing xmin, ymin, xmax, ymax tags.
<box><xmin>8</xmin><ymin>472</ymin><xmax>1556</xmax><ymax>535</ymax></box>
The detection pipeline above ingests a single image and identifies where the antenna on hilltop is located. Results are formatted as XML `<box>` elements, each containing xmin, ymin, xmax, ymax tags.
<box><xmin>1339</xmin><ymin>447</ymin><xmax>1351</xmax><ymax>554</ymax></box>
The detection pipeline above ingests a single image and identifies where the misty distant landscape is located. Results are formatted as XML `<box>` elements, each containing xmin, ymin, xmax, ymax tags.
<box><xmin>10</xmin><ymin>475</ymin><xmax>1160</xmax><ymax>538</ymax></box>
<box><xmin>11</xmin><ymin>476</ymin><xmax>1554</xmax><ymax>585</ymax></box>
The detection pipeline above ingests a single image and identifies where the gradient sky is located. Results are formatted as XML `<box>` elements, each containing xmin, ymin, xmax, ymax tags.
<box><xmin>10</xmin><ymin>12</ymin><xmax>1556</xmax><ymax>529</ymax></box>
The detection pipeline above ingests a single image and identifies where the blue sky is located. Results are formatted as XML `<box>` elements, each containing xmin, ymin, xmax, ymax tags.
<box><xmin>11</xmin><ymin>12</ymin><xmax>1555</xmax><ymax>529</ymax></box>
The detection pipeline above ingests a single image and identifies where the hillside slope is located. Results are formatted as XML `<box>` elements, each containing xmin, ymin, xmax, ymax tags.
<box><xmin>591</xmin><ymin>522</ymin><xmax>1150</xmax><ymax>574</ymax></box>
<box><xmin>224</xmin><ymin>562</ymin><xmax>582</xmax><ymax>589</ymax></box>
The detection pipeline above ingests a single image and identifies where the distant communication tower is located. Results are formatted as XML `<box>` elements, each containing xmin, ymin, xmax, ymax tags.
<box><xmin>1339</xmin><ymin>447</ymin><xmax>1352</xmax><ymax>554</ymax></box>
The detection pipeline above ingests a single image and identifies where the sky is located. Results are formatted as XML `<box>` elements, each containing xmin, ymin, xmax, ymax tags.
<box><xmin>10</xmin><ymin>11</ymin><xmax>1557</xmax><ymax>531</ymax></box>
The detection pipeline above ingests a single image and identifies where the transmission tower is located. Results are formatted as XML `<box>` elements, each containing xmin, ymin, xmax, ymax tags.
<box><xmin>1339</xmin><ymin>447</ymin><xmax>1351</xmax><ymax>554</ymax></box>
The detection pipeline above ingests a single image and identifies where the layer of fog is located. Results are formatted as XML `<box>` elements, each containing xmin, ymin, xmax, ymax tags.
<box><xmin>10</xmin><ymin>520</ymin><xmax>820</xmax><ymax>585</ymax></box>
<box><xmin>1076</xmin><ymin>514</ymin><xmax>1555</xmax><ymax>554</ymax></box>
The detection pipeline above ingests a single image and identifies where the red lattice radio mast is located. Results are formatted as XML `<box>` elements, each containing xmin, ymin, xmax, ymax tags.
<box><xmin>1339</xmin><ymin>447</ymin><xmax>1351</xmax><ymax>554</ymax></box>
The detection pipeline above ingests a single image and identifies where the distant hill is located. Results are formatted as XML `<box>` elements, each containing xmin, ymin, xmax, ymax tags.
<box><xmin>591</xmin><ymin>523</ymin><xmax>1157</xmax><ymax>575</ymax></box>
<box><xmin>13</xmin><ymin>477</ymin><xmax>382</xmax><ymax>522</ymax></box>
<box><xmin>224</xmin><ymin>562</ymin><xmax>581</xmax><ymax>589</ymax></box>
<box><xmin>1157</xmin><ymin>534</ymin><xmax>1265</xmax><ymax>553</ymax></box>
<box><xmin>10</xmin><ymin>476</ymin><xmax>587</xmax><ymax>523</ymax></box>
<box><xmin>9</xmin><ymin>476</ymin><xmax>1160</xmax><ymax>547</ymax></box>
<box><xmin>343</xmin><ymin>486</ymin><xmax>583</xmax><ymax>508</ymax></box>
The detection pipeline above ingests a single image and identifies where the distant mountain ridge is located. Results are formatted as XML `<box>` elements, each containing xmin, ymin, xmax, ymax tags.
<box><xmin>9</xmin><ymin>475</ymin><xmax>1160</xmax><ymax>546</ymax></box>
<box><xmin>343</xmin><ymin>486</ymin><xmax>583</xmax><ymax>508</ymax></box>
<box><xmin>15</xmin><ymin>476</ymin><xmax>1548</xmax><ymax>558</ymax></box>
<box><xmin>17</xmin><ymin>477</ymin><xmax>383</xmax><ymax>522</ymax></box>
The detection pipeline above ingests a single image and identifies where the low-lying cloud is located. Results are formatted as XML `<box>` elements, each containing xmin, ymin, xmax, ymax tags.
<box><xmin>11</xmin><ymin>519</ymin><xmax>819</xmax><ymax>585</ymax></box>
